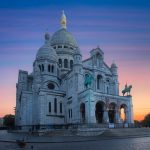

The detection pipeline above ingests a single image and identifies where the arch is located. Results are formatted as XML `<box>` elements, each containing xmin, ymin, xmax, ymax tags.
<box><xmin>108</xmin><ymin>103</ymin><xmax>116</xmax><ymax>123</ymax></box>
<box><xmin>70</xmin><ymin>60</ymin><xmax>73</xmax><ymax>70</ymax></box>
<box><xmin>107</xmin><ymin>86</ymin><xmax>109</xmax><ymax>94</ymax></box>
<box><xmin>64</xmin><ymin>59</ymin><xmax>68</xmax><ymax>68</ymax></box>
<box><xmin>51</xmin><ymin>65</ymin><xmax>54</xmax><ymax>73</ymax></box>
<box><xmin>58</xmin><ymin>45</ymin><xmax>62</xmax><ymax>48</ymax></box>
<box><xmin>42</xmin><ymin>64</ymin><xmax>44</xmax><ymax>72</ymax></box>
<box><xmin>97</xmin><ymin>75</ymin><xmax>103</xmax><ymax>90</ymax></box>
<box><xmin>48</xmin><ymin>64</ymin><xmax>50</xmax><ymax>72</ymax></box>
<box><xmin>120</xmin><ymin>104</ymin><xmax>128</xmax><ymax>123</ymax></box>
<box><xmin>64</xmin><ymin>45</ymin><xmax>68</xmax><ymax>48</ymax></box>
<box><xmin>80</xmin><ymin>103</ymin><xmax>85</xmax><ymax>123</ymax></box>
<box><xmin>96</xmin><ymin>52</ymin><xmax>102</xmax><ymax>66</ymax></box>
<box><xmin>39</xmin><ymin>65</ymin><xmax>41</xmax><ymax>71</ymax></box>
<box><xmin>106</xmin><ymin>78</ymin><xmax>110</xmax><ymax>94</ymax></box>
<box><xmin>95</xmin><ymin>101</ymin><xmax>105</xmax><ymax>123</ymax></box>
<box><xmin>59</xmin><ymin>59</ymin><xmax>62</xmax><ymax>68</ymax></box>
<box><xmin>49</xmin><ymin>102</ymin><xmax>51</xmax><ymax>113</ymax></box>
<box><xmin>60</xmin><ymin>102</ymin><xmax>62</xmax><ymax>113</ymax></box>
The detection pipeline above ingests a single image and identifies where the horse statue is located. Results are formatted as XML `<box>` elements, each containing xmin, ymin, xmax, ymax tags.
<box><xmin>84</xmin><ymin>74</ymin><xmax>93</xmax><ymax>89</ymax></box>
<box><xmin>122</xmin><ymin>84</ymin><xmax>132</xmax><ymax>96</ymax></box>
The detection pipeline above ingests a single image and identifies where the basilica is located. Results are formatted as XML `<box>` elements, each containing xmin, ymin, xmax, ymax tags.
<box><xmin>15</xmin><ymin>11</ymin><xmax>134</xmax><ymax>130</ymax></box>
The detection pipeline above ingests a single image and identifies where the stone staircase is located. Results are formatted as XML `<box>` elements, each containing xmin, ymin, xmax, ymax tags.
<box><xmin>76</xmin><ymin>124</ymin><xmax>107</xmax><ymax>136</ymax></box>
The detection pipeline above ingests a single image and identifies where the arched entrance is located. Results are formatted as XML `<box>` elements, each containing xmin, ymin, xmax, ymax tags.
<box><xmin>95</xmin><ymin>101</ymin><xmax>105</xmax><ymax>123</ymax></box>
<box><xmin>80</xmin><ymin>103</ymin><xmax>85</xmax><ymax>123</ymax></box>
<box><xmin>108</xmin><ymin>103</ymin><xmax>116</xmax><ymax>123</ymax></box>
<box><xmin>120</xmin><ymin>104</ymin><xmax>127</xmax><ymax>123</ymax></box>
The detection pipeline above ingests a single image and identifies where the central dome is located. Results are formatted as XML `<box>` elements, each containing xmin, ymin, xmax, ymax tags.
<box><xmin>51</xmin><ymin>28</ymin><xmax>78</xmax><ymax>48</ymax></box>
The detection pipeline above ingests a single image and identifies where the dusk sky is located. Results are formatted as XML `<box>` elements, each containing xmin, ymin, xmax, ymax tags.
<box><xmin>0</xmin><ymin>0</ymin><xmax>150</xmax><ymax>120</ymax></box>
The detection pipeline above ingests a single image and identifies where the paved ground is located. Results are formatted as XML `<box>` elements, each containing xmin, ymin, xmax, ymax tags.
<box><xmin>0</xmin><ymin>128</ymin><xmax>150</xmax><ymax>150</ymax></box>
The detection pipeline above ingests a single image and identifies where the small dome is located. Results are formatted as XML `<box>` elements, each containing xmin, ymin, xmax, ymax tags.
<box><xmin>36</xmin><ymin>43</ymin><xmax>57</xmax><ymax>61</ymax></box>
<box><xmin>111</xmin><ymin>62</ymin><xmax>117</xmax><ymax>68</ymax></box>
<box><xmin>51</xmin><ymin>28</ymin><xmax>78</xmax><ymax>47</ymax></box>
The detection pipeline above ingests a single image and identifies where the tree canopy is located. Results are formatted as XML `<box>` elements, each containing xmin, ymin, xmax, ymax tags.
<box><xmin>3</xmin><ymin>114</ymin><xmax>15</xmax><ymax>128</ymax></box>
<box><xmin>142</xmin><ymin>113</ymin><xmax>150</xmax><ymax>127</ymax></box>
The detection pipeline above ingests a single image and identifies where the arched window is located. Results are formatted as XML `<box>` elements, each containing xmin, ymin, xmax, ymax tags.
<box><xmin>71</xmin><ymin>109</ymin><xmax>72</xmax><ymax>118</ymax></box>
<box><xmin>107</xmin><ymin>86</ymin><xmax>109</xmax><ymax>94</ymax></box>
<box><xmin>64</xmin><ymin>59</ymin><xmax>68</xmax><ymax>68</ymax></box>
<box><xmin>80</xmin><ymin>103</ymin><xmax>85</xmax><ymax>123</ymax></box>
<box><xmin>70</xmin><ymin>60</ymin><xmax>73</xmax><ymax>69</ymax></box>
<box><xmin>97</xmin><ymin>75</ymin><xmax>102</xmax><ymax>89</ymax></box>
<box><xmin>60</xmin><ymin>102</ymin><xmax>62</xmax><ymax>113</ymax></box>
<box><xmin>106</xmin><ymin>79</ymin><xmax>110</xmax><ymax>94</ymax></box>
<box><xmin>58</xmin><ymin>45</ymin><xmax>62</xmax><ymax>48</ymax></box>
<box><xmin>68</xmin><ymin>109</ymin><xmax>72</xmax><ymax>118</ymax></box>
<box><xmin>49</xmin><ymin>102</ymin><xmax>51</xmax><ymax>113</ymax></box>
<box><xmin>42</xmin><ymin>64</ymin><xmax>44</xmax><ymax>72</ymax></box>
<box><xmin>64</xmin><ymin>45</ymin><xmax>68</xmax><ymax>48</ymax></box>
<box><xmin>68</xmin><ymin>109</ymin><xmax>70</xmax><ymax>118</ymax></box>
<box><xmin>59</xmin><ymin>59</ymin><xmax>62</xmax><ymax>67</ymax></box>
<box><xmin>54</xmin><ymin>98</ymin><xmax>57</xmax><ymax>113</ymax></box>
<box><xmin>51</xmin><ymin>65</ymin><xmax>54</xmax><ymax>73</ymax></box>
<box><xmin>39</xmin><ymin>65</ymin><xmax>41</xmax><ymax>71</ymax></box>
<box><xmin>48</xmin><ymin>64</ymin><xmax>50</xmax><ymax>72</ymax></box>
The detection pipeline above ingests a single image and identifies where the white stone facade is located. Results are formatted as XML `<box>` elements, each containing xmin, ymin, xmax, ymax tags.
<box><xmin>15</xmin><ymin>12</ymin><xmax>134</xmax><ymax>130</ymax></box>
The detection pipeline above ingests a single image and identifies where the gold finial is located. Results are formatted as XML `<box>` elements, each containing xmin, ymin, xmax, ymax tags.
<box><xmin>60</xmin><ymin>10</ymin><xmax>67</xmax><ymax>29</ymax></box>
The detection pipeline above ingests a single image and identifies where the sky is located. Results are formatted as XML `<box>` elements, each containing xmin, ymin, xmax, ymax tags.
<box><xmin>0</xmin><ymin>0</ymin><xmax>150</xmax><ymax>121</ymax></box>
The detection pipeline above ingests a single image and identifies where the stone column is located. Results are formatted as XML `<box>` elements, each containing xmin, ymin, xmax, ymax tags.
<box><xmin>44</xmin><ymin>60</ymin><xmax>48</xmax><ymax>73</ymax></box>
<box><xmin>85</xmin><ymin>89</ymin><xmax>96</xmax><ymax>124</ymax></box>
<box><xmin>103</xmin><ymin>109</ymin><xmax>109</xmax><ymax>123</ymax></box>
<box><xmin>115</xmin><ymin>109</ymin><xmax>121</xmax><ymax>123</ymax></box>
<box><xmin>125</xmin><ymin>110</ymin><xmax>129</xmax><ymax>123</ymax></box>
<box><xmin>129</xmin><ymin>96</ymin><xmax>134</xmax><ymax>123</ymax></box>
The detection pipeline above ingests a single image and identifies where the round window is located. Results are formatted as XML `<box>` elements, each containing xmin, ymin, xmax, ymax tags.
<box><xmin>47</xmin><ymin>83</ymin><xmax>55</xmax><ymax>90</ymax></box>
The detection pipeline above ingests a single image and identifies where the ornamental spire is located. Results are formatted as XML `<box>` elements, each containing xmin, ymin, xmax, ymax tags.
<box><xmin>60</xmin><ymin>10</ymin><xmax>67</xmax><ymax>29</ymax></box>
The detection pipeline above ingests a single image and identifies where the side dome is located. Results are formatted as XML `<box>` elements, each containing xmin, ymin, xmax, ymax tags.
<box><xmin>50</xmin><ymin>28</ymin><xmax>78</xmax><ymax>48</ymax></box>
<box><xmin>111</xmin><ymin>62</ymin><xmax>117</xmax><ymax>68</ymax></box>
<box><xmin>36</xmin><ymin>33</ymin><xmax>57</xmax><ymax>61</ymax></box>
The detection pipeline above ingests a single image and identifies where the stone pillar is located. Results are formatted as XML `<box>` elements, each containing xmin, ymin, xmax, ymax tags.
<box><xmin>44</xmin><ymin>60</ymin><xmax>48</xmax><ymax>73</ymax></box>
<box><xmin>129</xmin><ymin>96</ymin><xmax>134</xmax><ymax>123</ymax></box>
<box><xmin>115</xmin><ymin>109</ymin><xmax>121</xmax><ymax>123</ymax></box>
<box><xmin>68</xmin><ymin>59</ymin><xmax>70</xmax><ymax>69</ymax></box>
<box><xmin>124</xmin><ymin>109</ymin><xmax>127</xmax><ymax>123</ymax></box>
<box><xmin>103</xmin><ymin>109</ymin><xmax>109</xmax><ymax>123</ymax></box>
<box><xmin>85</xmin><ymin>89</ymin><xmax>96</xmax><ymax>124</ymax></box>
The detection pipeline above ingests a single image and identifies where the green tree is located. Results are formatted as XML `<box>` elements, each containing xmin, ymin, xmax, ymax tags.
<box><xmin>142</xmin><ymin>113</ymin><xmax>150</xmax><ymax>127</ymax></box>
<box><xmin>3</xmin><ymin>114</ymin><xmax>15</xmax><ymax>128</ymax></box>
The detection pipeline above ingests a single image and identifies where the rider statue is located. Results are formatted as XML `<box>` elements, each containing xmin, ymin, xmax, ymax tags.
<box><xmin>84</xmin><ymin>74</ymin><xmax>94</xmax><ymax>89</ymax></box>
<box><xmin>122</xmin><ymin>83</ymin><xmax>132</xmax><ymax>96</ymax></box>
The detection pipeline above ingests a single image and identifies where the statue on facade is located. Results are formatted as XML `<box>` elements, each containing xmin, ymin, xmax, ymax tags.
<box><xmin>84</xmin><ymin>74</ymin><xmax>93</xmax><ymax>89</ymax></box>
<box><xmin>122</xmin><ymin>83</ymin><xmax>132</xmax><ymax>96</ymax></box>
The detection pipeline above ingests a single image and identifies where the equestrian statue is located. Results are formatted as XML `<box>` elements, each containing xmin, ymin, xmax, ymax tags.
<box><xmin>122</xmin><ymin>83</ymin><xmax>132</xmax><ymax>96</ymax></box>
<box><xmin>84</xmin><ymin>74</ymin><xmax>94</xmax><ymax>89</ymax></box>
